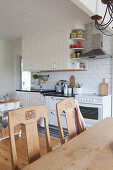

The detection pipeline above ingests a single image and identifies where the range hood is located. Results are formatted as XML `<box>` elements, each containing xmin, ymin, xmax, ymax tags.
<box><xmin>82</xmin><ymin>33</ymin><xmax>111</xmax><ymax>58</ymax></box>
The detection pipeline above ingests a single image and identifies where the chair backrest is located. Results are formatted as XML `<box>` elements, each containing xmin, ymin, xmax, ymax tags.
<box><xmin>8</xmin><ymin>105</ymin><xmax>52</xmax><ymax>170</ymax></box>
<box><xmin>56</xmin><ymin>98</ymin><xmax>76</xmax><ymax>145</ymax></box>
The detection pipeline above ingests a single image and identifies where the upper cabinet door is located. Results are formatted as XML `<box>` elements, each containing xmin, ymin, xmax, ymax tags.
<box><xmin>54</xmin><ymin>30</ymin><xmax>68</xmax><ymax>70</ymax></box>
<box><xmin>42</xmin><ymin>32</ymin><xmax>56</xmax><ymax>70</ymax></box>
<box><xmin>22</xmin><ymin>38</ymin><xmax>32</xmax><ymax>71</ymax></box>
<box><xmin>32</xmin><ymin>35</ymin><xmax>43</xmax><ymax>71</ymax></box>
<box><xmin>22</xmin><ymin>28</ymin><xmax>69</xmax><ymax>71</ymax></box>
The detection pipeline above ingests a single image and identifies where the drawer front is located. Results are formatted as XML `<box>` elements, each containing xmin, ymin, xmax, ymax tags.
<box><xmin>6</xmin><ymin>103</ymin><xmax>14</xmax><ymax>111</ymax></box>
<box><xmin>14</xmin><ymin>102</ymin><xmax>21</xmax><ymax>109</ymax></box>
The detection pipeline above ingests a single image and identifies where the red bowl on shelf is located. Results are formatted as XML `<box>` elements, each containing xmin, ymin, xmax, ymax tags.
<box><xmin>70</xmin><ymin>45</ymin><xmax>74</xmax><ymax>48</ymax></box>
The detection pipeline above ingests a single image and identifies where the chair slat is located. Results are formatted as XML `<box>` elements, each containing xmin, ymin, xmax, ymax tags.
<box><xmin>22</xmin><ymin>122</ymin><xmax>40</xmax><ymax>164</ymax></box>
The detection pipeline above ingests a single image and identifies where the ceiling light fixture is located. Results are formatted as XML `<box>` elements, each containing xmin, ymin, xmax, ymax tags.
<box><xmin>91</xmin><ymin>0</ymin><xmax>113</xmax><ymax>36</ymax></box>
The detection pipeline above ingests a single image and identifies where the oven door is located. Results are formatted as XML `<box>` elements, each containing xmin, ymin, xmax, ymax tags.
<box><xmin>79</xmin><ymin>103</ymin><xmax>103</xmax><ymax>127</ymax></box>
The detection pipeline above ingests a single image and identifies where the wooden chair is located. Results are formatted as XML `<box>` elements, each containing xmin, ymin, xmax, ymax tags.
<box><xmin>56</xmin><ymin>98</ymin><xmax>77</xmax><ymax>145</ymax></box>
<box><xmin>8</xmin><ymin>105</ymin><xmax>52</xmax><ymax>170</ymax></box>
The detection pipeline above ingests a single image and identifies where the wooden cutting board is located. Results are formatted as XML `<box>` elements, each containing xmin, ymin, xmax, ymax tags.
<box><xmin>100</xmin><ymin>78</ymin><xmax>108</xmax><ymax>96</ymax></box>
<box><xmin>70</xmin><ymin>75</ymin><xmax>75</xmax><ymax>88</ymax></box>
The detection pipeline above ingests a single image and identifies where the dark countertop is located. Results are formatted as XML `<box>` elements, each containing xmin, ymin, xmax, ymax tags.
<box><xmin>16</xmin><ymin>90</ymin><xmax>75</xmax><ymax>97</ymax></box>
<box><xmin>16</xmin><ymin>89</ymin><xmax>56</xmax><ymax>94</ymax></box>
<box><xmin>43</xmin><ymin>92</ymin><xmax>75</xmax><ymax>97</ymax></box>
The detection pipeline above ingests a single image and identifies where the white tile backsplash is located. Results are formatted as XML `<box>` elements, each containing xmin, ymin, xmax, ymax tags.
<box><xmin>31</xmin><ymin>58</ymin><xmax>112</xmax><ymax>95</ymax></box>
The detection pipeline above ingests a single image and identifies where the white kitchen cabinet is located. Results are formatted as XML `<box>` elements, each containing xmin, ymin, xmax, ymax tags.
<box><xmin>45</xmin><ymin>96</ymin><xmax>67</xmax><ymax>128</ymax></box>
<box><xmin>22</xmin><ymin>38</ymin><xmax>32</xmax><ymax>71</ymax></box>
<box><xmin>42</xmin><ymin>32</ymin><xmax>57</xmax><ymax>70</ymax></box>
<box><xmin>22</xmin><ymin>28</ymin><xmax>88</xmax><ymax>71</ymax></box>
<box><xmin>32</xmin><ymin>35</ymin><xmax>43</xmax><ymax>71</ymax></box>
<box><xmin>60</xmin><ymin>113</ymin><xmax>67</xmax><ymax>129</ymax></box>
<box><xmin>16</xmin><ymin>91</ymin><xmax>28</xmax><ymax>107</ymax></box>
<box><xmin>28</xmin><ymin>92</ymin><xmax>44</xmax><ymax>106</ymax></box>
<box><xmin>22</xmin><ymin>29</ymin><xmax>69</xmax><ymax>71</ymax></box>
<box><xmin>28</xmin><ymin>92</ymin><xmax>39</xmax><ymax>107</ymax></box>
<box><xmin>47</xmin><ymin>110</ymin><xmax>55</xmax><ymax>126</ymax></box>
<box><xmin>54</xmin><ymin>30</ymin><xmax>68</xmax><ymax>70</ymax></box>
<box><xmin>15</xmin><ymin>92</ymin><xmax>44</xmax><ymax>108</ymax></box>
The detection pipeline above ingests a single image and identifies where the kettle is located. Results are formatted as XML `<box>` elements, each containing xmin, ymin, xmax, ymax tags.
<box><xmin>55</xmin><ymin>80</ymin><xmax>69</xmax><ymax>93</ymax></box>
<box><xmin>56</xmin><ymin>84</ymin><xmax>62</xmax><ymax>92</ymax></box>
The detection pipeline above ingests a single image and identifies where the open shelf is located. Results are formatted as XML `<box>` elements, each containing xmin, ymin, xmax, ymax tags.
<box><xmin>70</xmin><ymin>48</ymin><xmax>84</xmax><ymax>50</ymax></box>
<box><xmin>70</xmin><ymin>57</ymin><xmax>87</xmax><ymax>60</ymax></box>
<box><xmin>70</xmin><ymin>38</ymin><xmax>85</xmax><ymax>41</ymax></box>
<box><xmin>42</xmin><ymin>69</ymin><xmax>87</xmax><ymax>72</ymax></box>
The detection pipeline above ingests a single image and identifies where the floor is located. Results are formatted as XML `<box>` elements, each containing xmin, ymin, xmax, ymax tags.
<box><xmin>0</xmin><ymin>128</ymin><xmax>61</xmax><ymax>170</ymax></box>
<box><xmin>38</xmin><ymin>126</ymin><xmax>68</xmax><ymax>138</ymax></box>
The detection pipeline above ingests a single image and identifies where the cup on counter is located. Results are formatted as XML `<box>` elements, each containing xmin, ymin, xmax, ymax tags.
<box><xmin>64</xmin><ymin>86</ymin><xmax>68</xmax><ymax>95</ymax></box>
<box><xmin>68</xmin><ymin>86</ymin><xmax>72</xmax><ymax>95</ymax></box>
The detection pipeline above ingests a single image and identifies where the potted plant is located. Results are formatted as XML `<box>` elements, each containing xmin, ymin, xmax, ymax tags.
<box><xmin>73</xmin><ymin>82</ymin><xmax>83</xmax><ymax>94</ymax></box>
<box><xmin>32</xmin><ymin>74</ymin><xmax>39</xmax><ymax>89</ymax></box>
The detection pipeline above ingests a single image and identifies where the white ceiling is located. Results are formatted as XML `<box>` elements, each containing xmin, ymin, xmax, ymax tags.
<box><xmin>0</xmin><ymin>0</ymin><xmax>91</xmax><ymax>40</ymax></box>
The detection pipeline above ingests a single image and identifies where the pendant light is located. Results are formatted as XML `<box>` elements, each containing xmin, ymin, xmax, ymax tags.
<box><xmin>91</xmin><ymin>0</ymin><xmax>113</xmax><ymax>36</ymax></box>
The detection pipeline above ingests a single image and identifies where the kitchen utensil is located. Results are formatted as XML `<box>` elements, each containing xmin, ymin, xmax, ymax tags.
<box><xmin>100</xmin><ymin>78</ymin><xmax>108</xmax><ymax>96</ymax></box>
<box><xmin>70</xmin><ymin>75</ymin><xmax>75</xmax><ymax>88</ymax></box>
<box><xmin>43</xmin><ymin>77</ymin><xmax>48</xmax><ymax>83</ymax></box>
<box><xmin>70</xmin><ymin>75</ymin><xmax>75</xmax><ymax>94</ymax></box>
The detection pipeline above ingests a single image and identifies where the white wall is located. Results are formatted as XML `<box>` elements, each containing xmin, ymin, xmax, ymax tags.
<box><xmin>0</xmin><ymin>40</ymin><xmax>22</xmax><ymax>99</ymax></box>
<box><xmin>0</xmin><ymin>41</ymin><xmax>14</xmax><ymax>98</ymax></box>
<box><xmin>12</xmin><ymin>40</ymin><xmax>22</xmax><ymax>91</ymax></box>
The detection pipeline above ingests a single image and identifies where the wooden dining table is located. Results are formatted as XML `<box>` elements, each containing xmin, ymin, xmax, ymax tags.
<box><xmin>23</xmin><ymin>118</ymin><xmax>113</xmax><ymax>170</ymax></box>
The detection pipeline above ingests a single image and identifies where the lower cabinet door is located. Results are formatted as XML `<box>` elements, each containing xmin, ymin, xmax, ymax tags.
<box><xmin>54</xmin><ymin>113</ymin><xmax>58</xmax><ymax>127</ymax></box>
<box><xmin>60</xmin><ymin>114</ymin><xmax>67</xmax><ymax>129</ymax></box>
<box><xmin>47</xmin><ymin>111</ymin><xmax>55</xmax><ymax>126</ymax></box>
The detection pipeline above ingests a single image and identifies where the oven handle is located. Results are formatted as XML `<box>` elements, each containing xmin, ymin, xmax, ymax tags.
<box><xmin>78</xmin><ymin>103</ymin><xmax>103</xmax><ymax>108</ymax></box>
